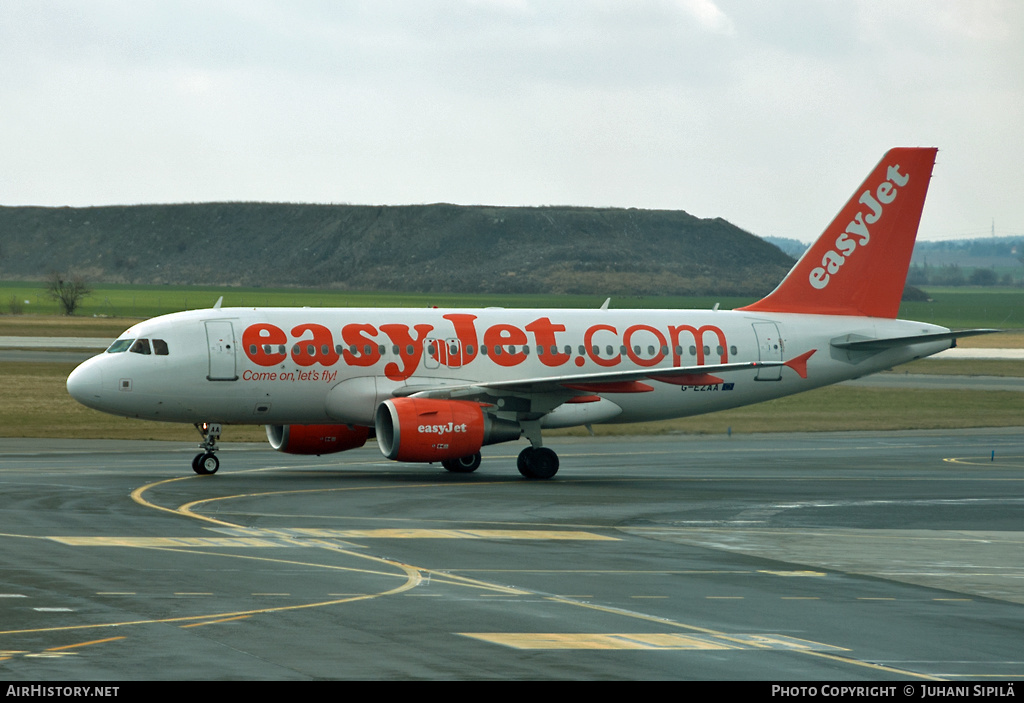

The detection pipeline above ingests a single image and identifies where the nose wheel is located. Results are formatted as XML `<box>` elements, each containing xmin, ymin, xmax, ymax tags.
<box><xmin>192</xmin><ymin>422</ymin><xmax>222</xmax><ymax>475</ymax></box>
<box><xmin>192</xmin><ymin>452</ymin><xmax>220</xmax><ymax>475</ymax></box>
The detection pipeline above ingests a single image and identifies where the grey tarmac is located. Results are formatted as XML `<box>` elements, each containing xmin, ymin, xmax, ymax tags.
<box><xmin>0</xmin><ymin>430</ymin><xmax>1022</xmax><ymax>680</ymax></box>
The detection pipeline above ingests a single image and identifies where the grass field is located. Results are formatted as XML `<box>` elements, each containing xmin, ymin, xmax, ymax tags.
<box><xmin>2</xmin><ymin>281</ymin><xmax>1024</xmax><ymax>336</ymax></box>
<box><xmin>3</xmin><ymin>281</ymin><xmax>755</xmax><ymax>320</ymax></box>
<box><xmin>4</xmin><ymin>361</ymin><xmax>1022</xmax><ymax>442</ymax></box>
<box><xmin>897</xmin><ymin>287</ymin><xmax>1024</xmax><ymax>330</ymax></box>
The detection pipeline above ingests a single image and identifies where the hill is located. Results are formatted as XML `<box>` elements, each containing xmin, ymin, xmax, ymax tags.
<box><xmin>0</xmin><ymin>203</ymin><xmax>794</xmax><ymax>296</ymax></box>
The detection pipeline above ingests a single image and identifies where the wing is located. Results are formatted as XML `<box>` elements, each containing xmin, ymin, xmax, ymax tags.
<box><xmin>394</xmin><ymin>353</ymin><xmax>814</xmax><ymax>408</ymax></box>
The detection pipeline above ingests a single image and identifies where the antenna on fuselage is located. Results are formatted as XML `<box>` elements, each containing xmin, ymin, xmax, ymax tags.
<box><xmin>600</xmin><ymin>298</ymin><xmax>611</xmax><ymax>311</ymax></box>
<box><xmin>213</xmin><ymin>296</ymin><xmax>223</xmax><ymax>309</ymax></box>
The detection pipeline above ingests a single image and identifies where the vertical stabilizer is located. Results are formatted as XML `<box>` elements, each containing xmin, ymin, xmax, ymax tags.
<box><xmin>738</xmin><ymin>147</ymin><xmax>937</xmax><ymax>318</ymax></box>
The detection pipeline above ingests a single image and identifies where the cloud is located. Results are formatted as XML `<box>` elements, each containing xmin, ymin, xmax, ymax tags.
<box><xmin>0</xmin><ymin>1</ymin><xmax>1020</xmax><ymax>241</ymax></box>
<box><xmin>677</xmin><ymin>0</ymin><xmax>735</xmax><ymax>35</ymax></box>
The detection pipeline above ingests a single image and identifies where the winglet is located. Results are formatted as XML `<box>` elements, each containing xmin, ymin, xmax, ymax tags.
<box><xmin>784</xmin><ymin>349</ymin><xmax>816</xmax><ymax>379</ymax></box>
<box><xmin>738</xmin><ymin>148</ymin><xmax>937</xmax><ymax>318</ymax></box>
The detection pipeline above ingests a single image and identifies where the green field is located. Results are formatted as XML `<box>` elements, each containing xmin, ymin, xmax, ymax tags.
<box><xmin>1</xmin><ymin>281</ymin><xmax>751</xmax><ymax>318</ymax></box>
<box><xmin>3</xmin><ymin>280</ymin><xmax>1023</xmax><ymax>330</ymax></box>
<box><xmin>897</xmin><ymin>287</ymin><xmax>1024</xmax><ymax>329</ymax></box>
<box><xmin>4</xmin><ymin>362</ymin><xmax>1023</xmax><ymax>441</ymax></box>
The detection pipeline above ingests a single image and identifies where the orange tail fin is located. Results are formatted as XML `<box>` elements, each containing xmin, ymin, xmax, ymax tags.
<box><xmin>738</xmin><ymin>147</ymin><xmax>937</xmax><ymax>319</ymax></box>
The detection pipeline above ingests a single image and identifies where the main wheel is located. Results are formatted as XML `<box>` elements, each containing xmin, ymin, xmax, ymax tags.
<box><xmin>192</xmin><ymin>452</ymin><xmax>220</xmax><ymax>475</ymax></box>
<box><xmin>442</xmin><ymin>452</ymin><xmax>482</xmax><ymax>473</ymax></box>
<box><xmin>517</xmin><ymin>447</ymin><xmax>559</xmax><ymax>479</ymax></box>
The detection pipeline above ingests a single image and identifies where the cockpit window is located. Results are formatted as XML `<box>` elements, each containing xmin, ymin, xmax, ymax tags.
<box><xmin>152</xmin><ymin>339</ymin><xmax>169</xmax><ymax>356</ymax></box>
<box><xmin>129</xmin><ymin>339</ymin><xmax>152</xmax><ymax>355</ymax></box>
<box><xmin>106</xmin><ymin>339</ymin><xmax>134</xmax><ymax>354</ymax></box>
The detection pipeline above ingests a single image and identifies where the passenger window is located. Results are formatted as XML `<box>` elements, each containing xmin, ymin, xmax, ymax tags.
<box><xmin>129</xmin><ymin>339</ymin><xmax>151</xmax><ymax>355</ymax></box>
<box><xmin>152</xmin><ymin>339</ymin><xmax>169</xmax><ymax>356</ymax></box>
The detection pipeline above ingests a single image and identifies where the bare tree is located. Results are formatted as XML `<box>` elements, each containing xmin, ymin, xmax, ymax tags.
<box><xmin>47</xmin><ymin>272</ymin><xmax>91</xmax><ymax>315</ymax></box>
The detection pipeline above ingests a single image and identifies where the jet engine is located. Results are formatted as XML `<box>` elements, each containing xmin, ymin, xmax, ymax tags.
<box><xmin>375</xmin><ymin>398</ymin><xmax>520</xmax><ymax>462</ymax></box>
<box><xmin>266</xmin><ymin>424</ymin><xmax>370</xmax><ymax>455</ymax></box>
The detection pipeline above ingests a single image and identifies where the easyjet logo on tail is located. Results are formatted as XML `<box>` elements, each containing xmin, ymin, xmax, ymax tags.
<box><xmin>808</xmin><ymin>164</ymin><xmax>910</xmax><ymax>290</ymax></box>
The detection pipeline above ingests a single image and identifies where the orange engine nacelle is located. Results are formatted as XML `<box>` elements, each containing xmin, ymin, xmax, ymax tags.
<box><xmin>266</xmin><ymin>424</ymin><xmax>370</xmax><ymax>455</ymax></box>
<box><xmin>375</xmin><ymin>398</ymin><xmax>519</xmax><ymax>463</ymax></box>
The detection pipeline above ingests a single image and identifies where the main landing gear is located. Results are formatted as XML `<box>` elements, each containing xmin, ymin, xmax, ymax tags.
<box><xmin>513</xmin><ymin>420</ymin><xmax>560</xmax><ymax>479</ymax></box>
<box><xmin>441</xmin><ymin>452</ymin><xmax>482</xmax><ymax>474</ymax></box>
<box><xmin>516</xmin><ymin>446</ymin><xmax>559</xmax><ymax>479</ymax></box>
<box><xmin>440</xmin><ymin>447</ymin><xmax>559</xmax><ymax>478</ymax></box>
<box><xmin>192</xmin><ymin>422</ymin><xmax>221</xmax><ymax>475</ymax></box>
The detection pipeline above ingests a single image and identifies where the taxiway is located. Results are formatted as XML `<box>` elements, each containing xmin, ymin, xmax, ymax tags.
<box><xmin>1</xmin><ymin>431</ymin><xmax>1022</xmax><ymax>680</ymax></box>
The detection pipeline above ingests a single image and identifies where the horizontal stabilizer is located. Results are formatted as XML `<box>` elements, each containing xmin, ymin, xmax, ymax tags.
<box><xmin>830</xmin><ymin>329</ymin><xmax>1000</xmax><ymax>351</ymax></box>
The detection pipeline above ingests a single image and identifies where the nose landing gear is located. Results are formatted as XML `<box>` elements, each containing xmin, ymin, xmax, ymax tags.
<box><xmin>192</xmin><ymin>422</ymin><xmax>222</xmax><ymax>475</ymax></box>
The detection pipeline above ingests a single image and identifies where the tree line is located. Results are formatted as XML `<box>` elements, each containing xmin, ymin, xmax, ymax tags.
<box><xmin>906</xmin><ymin>263</ymin><xmax>1016</xmax><ymax>287</ymax></box>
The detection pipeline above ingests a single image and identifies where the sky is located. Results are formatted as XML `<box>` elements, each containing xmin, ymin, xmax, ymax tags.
<box><xmin>1</xmin><ymin>0</ymin><xmax>1021</xmax><ymax>242</ymax></box>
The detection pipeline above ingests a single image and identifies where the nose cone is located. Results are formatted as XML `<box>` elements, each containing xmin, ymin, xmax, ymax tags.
<box><xmin>67</xmin><ymin>358</ymin><xmax>105</xmax><ymax>409</ymax></box>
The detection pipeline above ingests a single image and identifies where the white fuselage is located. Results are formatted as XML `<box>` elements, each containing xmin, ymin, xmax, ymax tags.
<box><xmin>66</xmin><ymin>306</ymin><xmax>952</xmax><ymax>428</ymax></box>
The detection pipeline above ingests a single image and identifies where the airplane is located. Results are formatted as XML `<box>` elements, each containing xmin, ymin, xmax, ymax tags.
<box><xmin>66</xmin><ymin>147</ymin><xmax>995</xmax><ymax>479</ymax></box>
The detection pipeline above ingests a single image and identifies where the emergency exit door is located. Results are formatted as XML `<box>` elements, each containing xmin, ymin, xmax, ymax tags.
<box><xmin>752</xmin><ymin>322</ymin><xmax>783</xmax><ymax>381</ymax></box>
